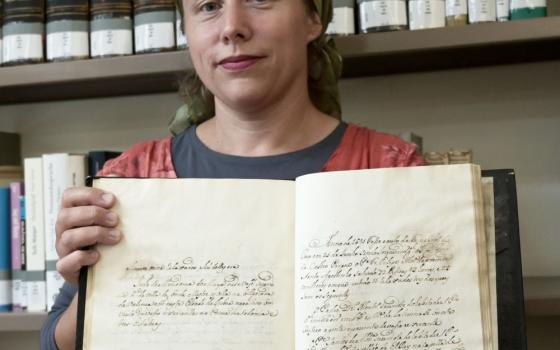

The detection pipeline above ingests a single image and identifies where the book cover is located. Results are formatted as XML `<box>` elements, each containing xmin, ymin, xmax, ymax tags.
<box><xmin>24</xmin><ymin>157</ymin><xmax>47</xmax><ymax>312</ymax></box>
<box><xmin>87</xmin><ymin>151</ymin><xmax>121</xmax><ymax>177</ymax></box>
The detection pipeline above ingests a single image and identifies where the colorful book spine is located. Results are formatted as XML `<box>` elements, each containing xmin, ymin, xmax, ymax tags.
<box><xmin>43</xmin><ymin>154</ymin><xmax>86</xmax><ymax>310</ymax></box>
<box><xmin>9</xmin><ymin>181</ymin><xmax>24</xmax><ymax>311</ymax></box>
<box><xmin>19</xmin><ymin>194</ymin><xmax>28</xmax><ymax>311</ymax></box>
<box><xmin>0</xmin><ymin>187</ymin><xmax>12</xmax><ymax>312</ymax></box>
<box><xmin>24</xmin><ymin>157</ymin><xmax>47</xmax><ymax>312</ymax></box>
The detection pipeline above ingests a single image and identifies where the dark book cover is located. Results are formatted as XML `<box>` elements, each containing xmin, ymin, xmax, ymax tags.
<box><xmin>481</xmin><ymin>169</ymin><xmax>528</xmax><ymax>350</ymax></box>
<box><xmin>87</xmin><ymin>151</ymin><xmax>121</xmax><ymax>177</ymax></box>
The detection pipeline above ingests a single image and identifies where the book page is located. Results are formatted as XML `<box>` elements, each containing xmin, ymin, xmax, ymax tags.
<box><xmin>295</xmin><ymin>164</ymin><xmax>488</xmax><ymax>350</ymax></box>
<box><xmin>83</xmin><ymin>178</ymin><xmax>295</xmax><ymax>350</ymax></box>
<box><xmin>482</xmin><ymin>177</ymin><xmax>498</xmax><ymax>350</ymax></box>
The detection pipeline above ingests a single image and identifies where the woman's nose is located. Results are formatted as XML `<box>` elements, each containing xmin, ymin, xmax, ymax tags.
<box><xmin>220</xmin><ymin>3</ymin><xmax>252</xmax><ymax>44</ymax></box>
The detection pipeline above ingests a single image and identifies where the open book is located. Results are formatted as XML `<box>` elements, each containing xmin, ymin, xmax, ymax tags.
<box><xmin>77</xmin><ymin>164</ymin><xmax>498</xmax><ymax>349</ymax></box>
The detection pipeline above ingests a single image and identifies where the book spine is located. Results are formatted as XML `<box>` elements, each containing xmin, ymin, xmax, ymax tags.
<box><xmin>43</xmin><ymin>154</ymin><xmax>67</xmax><ymax>311</ymax></box>
<box><xmin>43</xmin><ymin>154</ymin><xmax>86</xmax><ymax>310</ymax></box>
<box><xmin>9</xmin><ymin>182</ymin><xmax>24</xmax><ymax>311</ymax></box>
<box><xmin>2</xmin><ymin>0</ymin><xmax>45</xmax><ymax>65</ymax></box>
<box><xmin>46</xmin><ymin>0</ymin><xmax>89</xmax><ymax>61</ymax></box>
<box><xmin>19</xmin><ymin>195</ymin><xmax>28</xmax><ymax>311</ymax></box>
<box><xmin>87</xmin><ymin>151</ymin><xmax>121</xmax><ymax>177</ymax></box>
<box><xmin>24</xmin><ymin>158</ymin><xmax>47</xmax><ymax>312</ymax></box>
<box><xmin>0</xmin><ymin>188</ymin><xmax>12</xmax><ymax>312</ymax></box>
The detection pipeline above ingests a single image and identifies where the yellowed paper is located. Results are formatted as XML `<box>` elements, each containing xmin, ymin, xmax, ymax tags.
<box><xmin>84</xmin><ymin>178</ymin><xmax>295</xmax><ymax>350</ymax></box>
<box><xmin>482</xmin><ymin>177</ymin><xmax>499</xmax><ymax>350</ymax></box>
<box><xmin>295</xmin><ymin>164</ymin><xmax>488</xmax><ymax>349</ymax></box>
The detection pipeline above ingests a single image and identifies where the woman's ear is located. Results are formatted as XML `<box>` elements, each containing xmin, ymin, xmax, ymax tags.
<box><xmin>306</xmin><ymin>11</ymin><xmax>323</xmax><ymax>43</ymax></box>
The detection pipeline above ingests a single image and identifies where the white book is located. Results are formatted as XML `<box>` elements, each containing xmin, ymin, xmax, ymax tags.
<box><xmin>24</xmin><ymin>157</ymin><xmax>47</xmax><ymax>312</ymax></box>
<box><xmin>43</xmin><ymin>154</ymin><xmax>86</xmax><ymax>311</ymax></box>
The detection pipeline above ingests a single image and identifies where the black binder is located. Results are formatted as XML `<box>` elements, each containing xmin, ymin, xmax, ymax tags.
<box><xmin>482</xmin><ymin>169</ymin><xmax>528</xmax><ymax>350</ymax></box>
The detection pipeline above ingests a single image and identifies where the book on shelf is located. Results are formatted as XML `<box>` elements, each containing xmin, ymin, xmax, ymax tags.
<box><xmin>10</xmin><ymin>181</ymin><xmax>25</xmax><ymax>311</ymax></box>
<box><xmin>78</xmin><ymin>164</ymin><xmax>499</xmax><ymax>349</ymax></box>
<box><xmin>43</xmin><ymin>153</ymin><xmax>86</xmax><ymax>311</ymax></box>
<box><xmin>87</xmin><ymin>151</ymin><xmax>122</xmax><ymax>177</ymax></box>
<box><xmin>0</xmin><ymin>187</ymin><xmax>12</xmax><ymax>312</ymax></box>
<box><xmin>24</xmin><ymin>157</ymin><xmax>47</xmax><ymax>312</ymax></box>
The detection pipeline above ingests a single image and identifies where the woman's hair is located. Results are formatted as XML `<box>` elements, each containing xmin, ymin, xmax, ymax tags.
<box><xmin>169</xmin><ymin>0</ymin><xmax>342</xmax><ymax>135</ymax></box>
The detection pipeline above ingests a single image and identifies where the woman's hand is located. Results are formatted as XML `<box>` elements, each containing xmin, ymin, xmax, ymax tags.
<box><xmin>55</xmin><ymin>186</ymin><xmax>121</xmax><ymax>285</ymax></box>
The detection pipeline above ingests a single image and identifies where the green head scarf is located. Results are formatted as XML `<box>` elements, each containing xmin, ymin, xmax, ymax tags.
<box><xmin>169</xmin><ymin>0</ymin><xmax>342</xmax><ymax>135</ymax></box>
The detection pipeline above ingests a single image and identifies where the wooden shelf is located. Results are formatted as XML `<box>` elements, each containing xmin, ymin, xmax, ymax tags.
<box><xmin>0</xmin><ymin>312</ymin><xmax>47</xmax><ymax>332</ymax></box>
<box><xmin>523</xmin><ymin>276</ymin><xmax>560</xmax><ymax>316</ymax></box>
<box><xmin>1</xmin><ymin>16</ymin><xmax>559</xmax><ymax>104</ymax></box>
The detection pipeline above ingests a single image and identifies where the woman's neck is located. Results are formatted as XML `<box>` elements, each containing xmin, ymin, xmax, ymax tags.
<box><xmin>196</xmin><ymin>88</ymin><xmax>339</xmax><ymax>157</ymax></box>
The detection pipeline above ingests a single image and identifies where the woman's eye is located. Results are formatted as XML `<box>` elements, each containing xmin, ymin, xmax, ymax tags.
<box><xmin>200</xmin><ymin>1</ymin><xmax>219</xmax><ymax>12</ymax></box>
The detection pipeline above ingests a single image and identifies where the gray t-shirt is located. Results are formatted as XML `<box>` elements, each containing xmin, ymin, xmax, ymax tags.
<box><xmin>40</xmin><ymin>122</ymin><xmax>347</xmax><ymax>349</ymax></box>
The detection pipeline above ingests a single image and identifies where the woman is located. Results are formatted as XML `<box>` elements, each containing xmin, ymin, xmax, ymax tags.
<box><xmin>41</xmin><ymin>0</ymin><xmax>423</xmax><ymax>348</ymax></box>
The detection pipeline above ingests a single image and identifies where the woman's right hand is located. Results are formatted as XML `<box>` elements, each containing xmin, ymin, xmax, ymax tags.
<box><xmin>55</xmin><ymin>186</ymin><xmax>121</xmax><ymax>285</ymax></box>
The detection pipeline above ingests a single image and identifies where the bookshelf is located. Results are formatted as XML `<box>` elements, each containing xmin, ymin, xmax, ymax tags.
<box><xmin>0</xmin><ymin>312</ymin><xmax>47</xmax><ymax>331</ymax></box>
<box><xmin>1</xmin><ymin>16</ymin><xmax>560</xmax><ymax>104</ymax></box>
<box><xmin>1</xmin><ymin>10</ymin><xmax>560</xmax><ymax>349</ymax></box>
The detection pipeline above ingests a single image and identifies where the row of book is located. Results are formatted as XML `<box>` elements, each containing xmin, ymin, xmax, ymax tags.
<box><xmin>0</xmin><ymin>0</ymin><xmax>549</xmax><ymax>67</ymax></box>
<box><xmin>0</xmin><ymin>149</ymin><xmax>120</xmax><ymax>312</ymax></box>
<box><xmin>327</xmin><ymin>0</ymin><xmax>548</xmax><ymax>35</ymax></box>
<box><xmin>0</xmin><ymin>0</ymin><xmax>187</xmax><ymax>66</ymax></box>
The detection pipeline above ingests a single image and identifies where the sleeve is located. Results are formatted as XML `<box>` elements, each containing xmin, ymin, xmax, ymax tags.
<box><xmin>97</xmin><ymin>138</ymin><xmax>176</xmax><ymax>178</ymax></box>
<box><xmin>40</xmin><ymin>282</ymin><xmax>78</xmax><ymax>350</ymax></box>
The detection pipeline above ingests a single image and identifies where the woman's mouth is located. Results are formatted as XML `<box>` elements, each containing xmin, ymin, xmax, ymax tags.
<box><xmin>219</xmin><ymin>55</ymin><xmax>264</xmax><ymax>71</ymax></box>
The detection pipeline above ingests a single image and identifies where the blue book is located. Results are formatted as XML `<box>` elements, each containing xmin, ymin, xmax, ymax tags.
<box><xmin>0</xmin><ymin>187</ymin><xmax>12</xmax><ymax>311</ymax></box>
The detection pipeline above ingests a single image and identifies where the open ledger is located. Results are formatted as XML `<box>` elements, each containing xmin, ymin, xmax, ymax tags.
<box><xmin>78</xmin><ymin>164</ymin><xmax>498</xmax><ymax>349</ymax></box>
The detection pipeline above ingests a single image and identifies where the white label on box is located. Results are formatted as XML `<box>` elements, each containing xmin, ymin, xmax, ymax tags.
<box><xmin>91</xmin><ymin>29</ymin><xmax>133</xmax><ymax>57</ymax></box>
<box><xmin>409</xmin><ymin>1</ymin><xmax>446</xmax><ymax>30</ymax></box>
<box><xmin>135</xmin><ymin>22</ymin><xmax>175</xmax><ymax>52</ymax></box>
<box><xmin>21</xmin><ymin>277</ymin><xmax>28</xmax><ymax>309</ymax></box>
<box><xmin>445</xmin><ymin>0</ymin><xmax>467</xmax><ymax>16</ymax></box>
<box><xmin>47</xmin><ymin>31</ymin><xmax>89</xmax><ymax>60</ymax></box>
<box><xmin>12</xmin><ymin>278</ymin><xmax>21</xmax><ymax>307</ymax></box>
<box><xmin>496</xmin><ymin>0</ymin><xmax>510</xmax><ymax>19</ymax></box>
<box><xmin>2</xmin><ymin>34</ymin><xmax>43</xmax><ymax>63</ymax></box>
<box><xmin>0</xmin><ymin>37</ymin><xmax>3</xmax><ymax>65</ymax></box>
<box><xmin>511</xmin><ymin>0</ymin><xmax>546</xmax><ymax>10</ymax></box>
<box><xmin>0</xmin><ymin>280</ymin><xmax>11</xmax><ymax>305</ymax></box>
<box><xmin>46</xmin><ymin>270</ymin><xmax>64</xmax><ymax>311</ymax></box>
<box><xmin>27</xmin><ymin>280</ymin><xmax>47</xmax><ymax>312</ymax></box>
<box><xmin>359</xmin><ymin>1</ymin><xmax>408</xmax><ymax>30</ymax></box>
<box><xmin>326</xmin><ymin>7</ymin><xmax>356</xmax><ymax>35</ymax></box>
<box><xmin>468</xmin><ymin>0</ymin><xmax>497</xmax><ymax>22</ymax></box>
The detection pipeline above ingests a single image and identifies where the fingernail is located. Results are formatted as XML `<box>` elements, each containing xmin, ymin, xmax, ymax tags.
<box><xmin>90</xmin><ymin>250</ymin><xmax>100</xmax><ymax>260</ymax></box>
<box><xmin>107</xmin><ymin>212</ymin><xmax>118</xmax><ymax>224</ymax></box>
<box><xmin>102</xmin><ymin>193</ymin><xmax>113</xmax><ymax>204</ymax></box>
<box><xmin>109</xmin><ymin>229</ymin><xmax>121</xmax><ymax>242</ymax></box>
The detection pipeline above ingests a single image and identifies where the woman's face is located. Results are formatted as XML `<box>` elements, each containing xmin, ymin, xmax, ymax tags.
<box><xmin>183</xmin><ymin>0</ymin><xmax>322</xmax><ymax>114</ymax></box>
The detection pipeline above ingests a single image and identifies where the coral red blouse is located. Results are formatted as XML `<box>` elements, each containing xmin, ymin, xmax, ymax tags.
<box><xmin>98</xmin><ymin>123</ymin><xmax>424</xmax><ymax>177</ymax></box>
